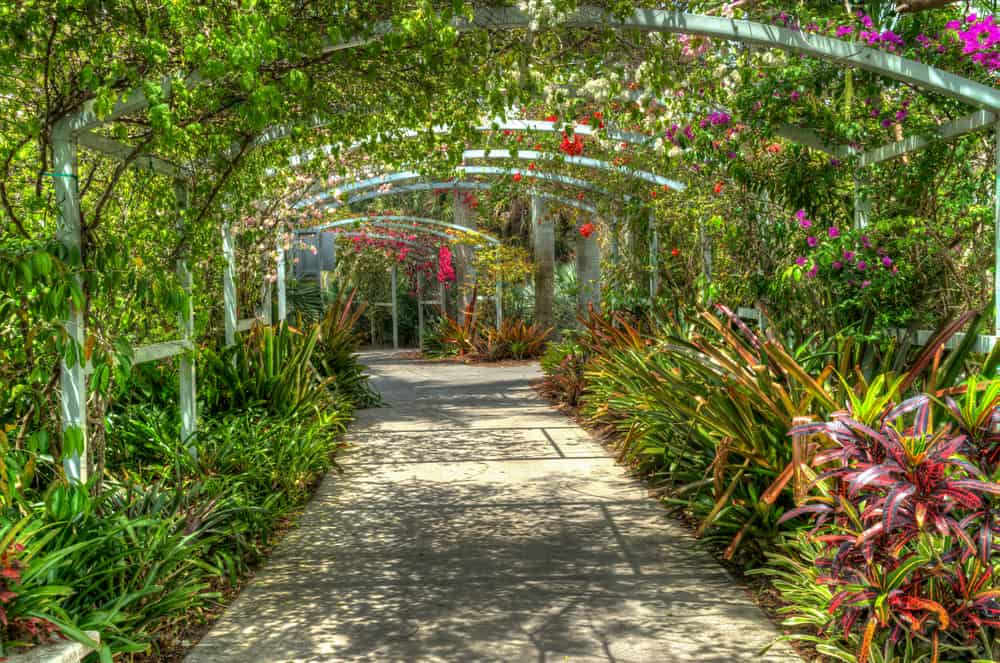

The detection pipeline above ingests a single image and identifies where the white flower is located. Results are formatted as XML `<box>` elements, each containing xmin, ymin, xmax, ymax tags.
<box><xmin>668</xmin><ymin>146</ymin><xmax>684</xmax><ymax>159</ymax></box>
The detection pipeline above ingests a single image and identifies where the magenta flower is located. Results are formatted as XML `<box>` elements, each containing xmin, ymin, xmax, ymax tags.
<box><xmin>795</xmin><ymin>209</ymin><xmax>807</xmax><ymax>220</ymax></box>
<box><xmin>836</xmin><ymin>25</ymin><xmax>853</xmax><ymax>37</ymax></box>
<box><xmin>807</xmin><ymin>236</ymin><xmax>818</xmax><ymax>247</ymax></box>
<box><xmin>795</xmin><ymin>256</ymin><xmax>807</xmax><ymax>267</ymax></box>
<box><xmin>832</xmin><ymin>261</ymin><xmax>843</xmax><ymax>269</ymax></box>
<box><xmin>857</xmin><ymin>260</ymin><xmax>867</xmax><ymax>271</ymax></box>
<box><xmin>861</xmin><ymin>235</ymin><xmax>871</xmax><ymax>248</ymax></box>
<box><xmin>861</xmin><ymin>280</ymin><xmax>871</xmax><ymax>288</ymax></box>
<box><xmin>882</xmin><ymin>255</ymin><xmax>892</xmax><ymax>267</ymax></box>
<box><xmin>828</xmin><ymin>226</ymin><xmax>840</xmax><ymax>238</ymax></box>
<box><xmin>843</xmin><ymin>250</ymin><xmax>855</xmax><ymax>261</ymax></box>
<box><xmin>807</xmin><ymin>266</ymin><xmax>818</xmax><ymax>278</ymax></box>
<box><xmin>790</xmin><ymin>91</ymin><xmax>801</xmax><ymax>101</ymax></box>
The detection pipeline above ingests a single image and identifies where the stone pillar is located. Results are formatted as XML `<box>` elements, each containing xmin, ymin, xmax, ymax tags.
<box><xmin>453</xmin><ymin>190</ymin><xmax>477</xmax><ymax>323</ymax></box>
<box><xmin>532</xmin><ymin>196</ymin><xmax>555</xmax><ymax>328</ymax></box>
<box><xmin>576</xmin><ymin>220</ymin><xmax>601</xmax><ymax>317</ymax></box>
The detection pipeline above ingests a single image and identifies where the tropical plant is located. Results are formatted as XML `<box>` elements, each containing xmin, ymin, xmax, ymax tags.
<box><xmin>482</xmin><ymin>319</ymin><xmax>552</xmax><ymax>360</ymax></box>
<box><xmin>314</xmin><ymin>291</ymin><xmax>381</xmax><ymax>407</ymax></box>
<box><xmin>771</xmin><ymin>390</ymin><xmax>1000</xmax><ymax>662</ymax></box>
<box><xmin>200</xmin><ymin>321</ymin><xmax>330</xmax><ymax>417</ymax></box>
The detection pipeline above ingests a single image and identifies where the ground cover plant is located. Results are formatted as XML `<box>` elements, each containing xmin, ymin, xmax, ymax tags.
<box><xmin>539</xmin><ymin>304</ymin><xmax>1000</xmax><ymax>660</ymax></box>
<box><xmin>0</xmin><ymin>306</ymin><xmax>373</xmax><ymax>659</ymax></box>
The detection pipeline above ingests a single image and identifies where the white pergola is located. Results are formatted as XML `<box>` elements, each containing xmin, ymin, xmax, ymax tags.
<box><xmin>50</xmin><ymin>5</ymin><xmax>1000</xmax><ymax>482</ymax></box>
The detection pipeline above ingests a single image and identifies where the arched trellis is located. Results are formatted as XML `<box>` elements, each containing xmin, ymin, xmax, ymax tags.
<box><xmin>337</xmin><ymin>181</ymin><xmax>600</xmax><ymax>216</ymax></box>
<box><xmin>50</xmin><ymin>4</ymin><xmax>1000</xmax><ymax>481</ymax></box>
<box><xmin>296</xmin><ymin>222</ymin><xmax>497</xmax><ymax>350</ymax></box>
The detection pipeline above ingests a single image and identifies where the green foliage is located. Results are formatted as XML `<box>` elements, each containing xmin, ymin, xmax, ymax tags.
<box><xmin>200</xmin><ymin>322</ymin><xmax>330</xmax><ymax>418</ymax></box>
<box><xmin>314</xmin><ymin>292</ymin><xmax>381</xmax><ymax>407</ymax></box>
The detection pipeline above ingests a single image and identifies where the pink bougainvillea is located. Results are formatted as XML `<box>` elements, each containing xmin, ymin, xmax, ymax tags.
<box><xmin>437</xmin><ymin>245</ymin><xmax>455</xmax><ymax>283</ymax></box>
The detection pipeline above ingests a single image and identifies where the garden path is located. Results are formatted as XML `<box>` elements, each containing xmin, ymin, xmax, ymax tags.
<box><xmin>185</xmin><ymin>352</ymin><xmax>801</xmax><ymax>662</ymax></box>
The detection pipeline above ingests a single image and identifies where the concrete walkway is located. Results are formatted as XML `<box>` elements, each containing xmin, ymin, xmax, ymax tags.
<box><xmin>186</xmin><ymin>353</ymin><xmax>800</xmax><ymax>662</ymax></box>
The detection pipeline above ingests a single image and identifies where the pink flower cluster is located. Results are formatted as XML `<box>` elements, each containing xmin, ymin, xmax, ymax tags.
<box><xmin>437</xmin><ymin>245</ymin><xmax>456</xmax><ymax>284</ymax></box>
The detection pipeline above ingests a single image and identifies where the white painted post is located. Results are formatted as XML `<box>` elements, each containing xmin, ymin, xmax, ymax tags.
<box><xmin>174</xmin><ymin>182</ymin><xmax>197</xmax><ymax>450</ymax></box>
<box><xmin>853</xmin><ymin>174</ymin><xmax>871</xmax><ymax>229</ymax></box>
<box><xmin>52</xmin><ymin>120</ymin><xmax>87</xmax><ymax>484</ymax></box>
<box><xmin>222</xmin><ymin>222</ymin><xmax>237</xmax><ymax>347</ymax></box>
<box><xmin>701</xmin><ymin>219</ymin><xmax>714</xmax><ymax>304</ymax></box>
<box><xmin>649</xmin><ymin>210</ymin><xmax>659</xmax><ymax>299</ymax></box>
<box><xmin>417</xmin><ymin>275</ymin><xmax>425</xmax><ymax>350</ymax></box>
<box><xmin>496</xmin><ymin>270</ymin><xmax>503</xmax><ymax>329</ymax></box>
<box><xmin>610</xmin><ymin>218</ymin><xmax>620</xmax><ymax>263</ymax></box>
<box><xmin>994</xmin><ymin>123</ymin><xmax>1000</xmax><ymax>335</ymax></box>
<box><xmin>262</xmin><ymin>282</ymin><xmax>272</xmax><ymax>325</ymax></box>
<box><xmin>276</xmin><ymin>235</ymin><xmax>287</xmax><ymax>322</ymax></box>
<box><xmin>391</xmin><ymin>264</ymin><xmax>399</xmax><ymax>350</ymax></box>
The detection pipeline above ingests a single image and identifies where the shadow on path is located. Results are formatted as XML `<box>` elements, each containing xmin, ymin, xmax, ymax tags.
<box><xmin>185</xmin><ymin>352</ymin><xmax>801</xmax><ymax>663</ymax></box>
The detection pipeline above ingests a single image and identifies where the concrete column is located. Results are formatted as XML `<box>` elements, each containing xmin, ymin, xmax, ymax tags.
<box><xmin>174</xmin><ymin>182</ymin><xmax>197</xmax><ymax>449</ymax></box>
<box><xmin>649</xmin><ymin>210</ymin><xmax>660</xmax><ymax>299</ymax></box>
<box><xmin>417</xmin><ymin>275</ymin><xmax>425</xmax><ymax>350</ymax></box>
<box><xmin>853</xmin><ymin>173</ymin><xmax>871</xmax><ymax>229</ymax></box>
<box><xmin>276</xmin><ymin>235</ymin><xmax>287</xmax><ymax>322</ymax></box>
<box><xmin>532</xmin><ymin>196</ymin><xmax>555</xmax><ymax>328</ymax></box>
<box><xmin>453</xmin><ymin>190</ymin><xmax>477</xmax><ymax>323</ymax></box>
<box><xmin>390</xmin><ymin>264</ymin><xmax>399</xmax><ymax>350</ymax></box>
<box><xmin>52</xmin><ymin>120</ymin><xmax>86</xmax><ymax>484</ymax></box>
<box><xmin>222</xmin><ymin>222</ymin><xmax>237</xmax><ymax>347</ymax></box>
<box><xmin>994</xmin><ymin>123</ymin><xmax>1000</xmax><ymax>334</ymax></box>
<box><xmin>576</xmin><ymin>221</ymin><xmax>601</xmax><ymax>317</ymax></box>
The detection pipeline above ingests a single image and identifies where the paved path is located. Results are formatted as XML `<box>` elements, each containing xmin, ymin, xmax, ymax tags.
<box><xmin>187</xmin><ymin>353</ymin><xmax>800</xmax><ymax>662</ymax></box>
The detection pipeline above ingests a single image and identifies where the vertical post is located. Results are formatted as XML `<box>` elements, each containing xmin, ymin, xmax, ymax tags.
<box><xmin>610</xmin><ymin>218</ymin><xmax>620</xmax><ymax>263</ymax></box>
<box><xmin>174</xmin><ymin>182</ymin><xmax>197</xmax><ymax>450</ymax></box>
<box><xmin>532</xmin><ymin>195</ymin><xmax>555</xmax><ymax>327</ymax></box>
<box><xmin>52</xmin><ymin>120</ymin><xmax>86</xmax><ymax>484</ymax></box>
<box><xmin>495</xmin><ymin>250</ymin><xmax>503</xmax><ymax>330</ymax></box>
<box><xmin>454</xmin><ymin>189</ymin><xmax>478</xmax><ymax>324</ymax></box>
<box><xmin>853</xmin><ymin>173</ymin><xmax>870</xmax><ymax>230</ymax></box>
<box><xmin>576</xmin><ymin>219</ymin><xmax>601</xmax><ymax>318</ymax></box>
<box><xmin>262</xmin><ymin>281</ymin><xmax>272</xmax><ymax>325</ymax></box>
<box><xmin>391</xmin><ymin>264</ymin><xmax>399</xmax><ymax>350</ymax></box>
<box><xmin>701</xmin><ymin>219</ymin><xmax>714</xmax><ymax>304</ymax></box>
<box><xmin>276</xmin><ymin>234</ymin><xmax>287</xmax><ymax>322</ymax></box>
<box><xmin>994</xmin><ymin>123</ymin><xmax>1000</xmax><ymax>336</ymax></box>
<box><xmin>417</xmin><ymin>275</ymin><xmax>425</xmax><ymax>350</ymax></box>
<box><xmin>649</xmin><ymin>210</ymin><xmax>659</xmax><ymax>299</ymax></box>
<box><xmin>222</xmin><ymin>222</ymin><xmax>237</xmax><ymax>347</ymax></box>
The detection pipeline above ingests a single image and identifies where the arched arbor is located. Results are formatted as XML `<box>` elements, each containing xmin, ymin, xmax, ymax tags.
<box><xmin>43</xmin><ymin>5</ymin><xmax>1000</xmax><ymax>482</ymax></box>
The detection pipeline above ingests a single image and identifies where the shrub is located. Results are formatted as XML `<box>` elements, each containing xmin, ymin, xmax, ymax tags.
<box><xmin>766</xmin><ymin>386</ymin><xmax>1000</xmax><ymax>662</ymax></box>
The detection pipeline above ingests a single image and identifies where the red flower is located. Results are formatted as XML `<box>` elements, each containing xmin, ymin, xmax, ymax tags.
<box><xmin>503</xmin><ymin>129</ymin><xmax>512</xmax><ymax>136</ymax></box>
<box><xmin>649</xmin><ymin>189</ymin><xmax>657</xmax><ymax>199</ymax></box>
<box><xmin>512</xmin><ymin>172</ymin><xmax>522</xmax><ymax>183</ymax></box>
<box><xmin>671</xmin><ymin>248</ymin><xmax>680</xmax><ymax>257</ymax></box>
<box><xmin>559</xmin><ymin>133</ymin><xmax>585</xmax><ymax>156</ymax></box>
<box><xmin>765</xmin><ymin>143</ymin><xmax>782</xmax><ymax>154</ymax></box>
<box><xmin>528</xmin><ymin>162</ymin><xmax>536</xmax><ymax>171</ymax></box>
<box><xmin>545</xmin><ymin>114</ymin><xmax>559</xmax><ymax>122</ymax></box>
<box><xmin>533</xmin><ymin>143</ymin><xmax>542</xmax><ymax>150</ymax></box>
<box><xmin>579</xmin><ymin>223</ymin><xmax>595</xmax><ymax>238</ymax></box>
<box><xmin>577</xmin><ymin>192</ymin><xmax>585</xmax><ymax>200</ymax></box>
<box><xmin>713</xmin><ymin>181</ymin><xmax>724</xmax><ymax>194</ymax></box>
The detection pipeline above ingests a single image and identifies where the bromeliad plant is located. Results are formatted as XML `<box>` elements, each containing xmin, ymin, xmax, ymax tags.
<box><xmin>774</xmin><ymin>388</ymin><xmax>1000</xmax><ymax>662</ymax></box>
